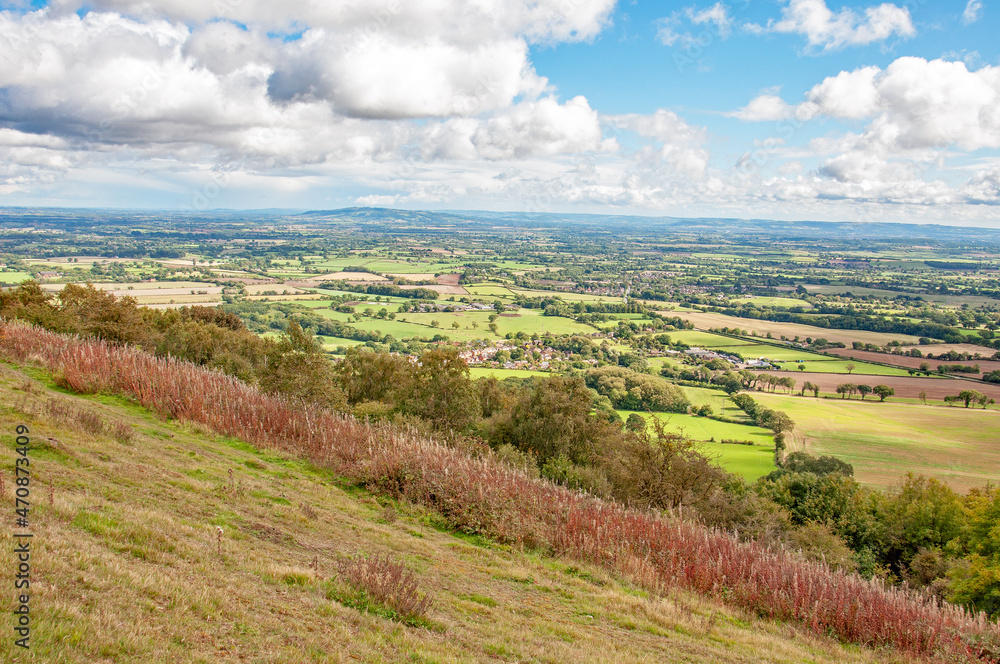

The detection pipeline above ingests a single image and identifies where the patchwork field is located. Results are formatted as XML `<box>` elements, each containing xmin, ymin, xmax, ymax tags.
<box><xmin>753</xmin><ymin>394</ymin><xmax>1000</xmax><ymax>491</ymax></box>
<box><xmin>663</xmin><ymin>310</ymin><xmax>922</xmax><ymax>346</ymax></box>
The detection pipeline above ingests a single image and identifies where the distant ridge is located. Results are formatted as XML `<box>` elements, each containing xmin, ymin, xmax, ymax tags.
<box><xmin>2</xmin><ymin>205</ymin><xmax>1000</xmax><ymax>243</ymax></box>
<box><xmin>297</xmin><ymin>207</ymin><xmax>1000</xmax><ymax>242</ymax></box>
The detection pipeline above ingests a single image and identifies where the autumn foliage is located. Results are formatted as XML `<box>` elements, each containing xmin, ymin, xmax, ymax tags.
<box><xmin>1</xmin><ymin>319</ymin><xmax>997</xmax><ymax>661</ymax></box>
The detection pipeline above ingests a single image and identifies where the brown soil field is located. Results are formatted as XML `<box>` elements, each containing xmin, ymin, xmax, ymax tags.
<box><xmin>211</xmin><ymin>277</ymin><xmax>277</xmax><ymax>285</ymax></box>
<box><xmin>770</xmin><ymin>371</ymin><xmax>1000</xmax><ymax>402</ymax></box>
<box><xmin>436</xmin><ymin>273</ymin><xmax>461</xmax><ymax>286</ymax></box>
<box><xmin>663</xmin><ymin>310</ymin><xmax>921</xmax><ymax>346</ymax></box>
<box><xmin>309</xmin><ymin>271</ymin><xmax>388</xmax><ymax>282</ymax></box>
<box><xmin>400</xmin><ymin>283</ymin><xmax>467</xmax><ymax>295</ymax></box>
<box><xmin>897</xmin><ymin>343</ymin><xmax>997</xmax><ymax>356</ymax></box>
<box><xmin>825</xmin><ymin>348</ymin><xmax>1000</xmax><ymax>376</ymax></box>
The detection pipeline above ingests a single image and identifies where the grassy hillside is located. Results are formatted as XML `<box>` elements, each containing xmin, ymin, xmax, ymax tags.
<box><xmin>0</xmin><ymin>363</ymin><xmax>914</xmax><ymax>664</ymax></box>
<box><xmin>1</xmin><ymin>320</ymin><xmax>997</xmax><ymax>663</ymax></box>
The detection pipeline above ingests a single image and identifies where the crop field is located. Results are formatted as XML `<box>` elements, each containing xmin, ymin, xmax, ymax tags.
<box><xmin>753</xmin><ymin>394</ymin><xmax>1000</xmax><ymax>490</ymax></box>
<box><xmin>825</xmin><ymin>348</ymin><xmax>1000</xmax><ymax>375</ymax></box>
<box><xmin>663</xmin><ymin>310</ymin><xmax>922</xmax><ymax>346</ymax></box>
<box><xmin>737</xmin><ymin>296</ymin><xmax>814</xmax><ymax>309</ymax></box>
<box><xmin>753</xmin><ymin>371</ymin><xmax>1000</xmax><ymax>402</ymax></box>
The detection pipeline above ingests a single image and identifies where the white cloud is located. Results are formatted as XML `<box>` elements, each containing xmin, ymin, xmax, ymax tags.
<box><xmin>962</xmin><ymin>166</ymin><xmax>1000</xmax><ymax>204</ymax></box>
<box><xmin>748</xmin><ymin>0</ymin><xmax>915</xmax><ymax>52</ymax></box>
<box><xmin>656</xmin><ymin>2</ymin><xmax>732</xmax><ymax>47</ymax></box>
<box><xmin>728</xmin><ymin>94</ymin><xmax>796</xmax><ymax>121</ymax></box>
<box><xmin>735</xmin><ymin>58</ymin><xmax>1000</xmax><ymax>149</ymax></box>
<box><xmin>963</xmin><ymin>0</ymin><xmax>984</xmax><ymax>25</ymax></box>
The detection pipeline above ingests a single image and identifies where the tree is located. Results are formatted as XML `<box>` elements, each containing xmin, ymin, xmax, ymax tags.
<box><xmin>958</xmin><ymin>389</ymin><xmax>985</xmax><ymax>408</ymax></box>
<box><xmin>920</xmin><ymin>362</ymin><xmax>931</xmax><ymax>374</ymax></box>
<box><xmin>402</xmin><ymin>347</ymin><xmax>479</xmax><ymax>432</ymax></box>
<box><xmin>857</xmin><ymin>384</ymin><xmax>872</xmax><ymax>400</ymax></box>
<box><xmin>919</xmin><ymin>390</ymin><xmax>928</xmax><ymax>405</ymax></box>
<box><xmin>602</xmin><ymin>420</ymin><xmax>727</xmax><ymax>512</ymax></box>
<box><xmin>845</xmin><ymin>362</ymin><xmax>856</xmax><ymax>374</ymax></box>
<box><xmin>260</xmin><ymin>321</ymin><xmax>346</xmax><ymax>410</ymax></box>
<box><xmin>872</xmin><ymin>385</ymin><xmax>895</xmax><ymax>402</ymax></box>
<box><xmin>487</xmin><ymin>375</ymin><xmax>624</xmax><ymax>467</ymax></box>
<box><xmin>624</xmin><ymin>413</ymin><xmax>647</xmax><ymax>432</ymax></box>
<box><xmin>798</xmin><ymin>364</ymin><xmax>806</xmax><ymax>372</ymax></box>
<box><xmin>836</xmin><ymin>383</ymin><xmax>855</xmax><ymax>399</ymax></box>
<box><xmin>948</xmin><ymin>486</ymin><xmax>1000</xmax><ymax>616</ymax></box>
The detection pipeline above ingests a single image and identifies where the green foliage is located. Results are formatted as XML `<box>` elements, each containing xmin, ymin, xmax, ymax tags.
<box><xmin>948</xmin><ymin>487</ymin><xmax>1000</xmax><ymax>616</ymax></box>
<box><xmin>259</xmin><ymin>321</ymin><xmax>346</xmax><ymax>409</ymax></box>
<box><xmin>600</xmin><ymin>419</ymin><xmax>728</xmax><ymax>513</ymax></box>
<box><xmin>584</xmin><ymin>366</ymin><xmax>689</xmax><ymax>413</ymax></box>
<box><xmin>770</xmin><ymin>452</ymin><xmax>853</xmax><ymax>478</ymax></box>
<box><xmin>484</xmin><ymin>374</ymin><xmax>624</xmax><ymax>467</ymax></box>
<box><xmin>877</xmin><ymin>474</ymin><xmax>964</xmax><ymax>576</ymax></box>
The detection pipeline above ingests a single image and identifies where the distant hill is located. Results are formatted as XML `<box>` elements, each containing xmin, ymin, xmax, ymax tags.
<box><xmin>4</xmin><ymin>205</ymin><xmax>1000</xmax><ymax>244</ymax></box>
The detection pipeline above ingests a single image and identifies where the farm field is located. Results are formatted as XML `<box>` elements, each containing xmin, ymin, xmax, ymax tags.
<box><xmin>749</xmin><ymin>371</ymin><xmax>1000</xmax><ymax>402</ymax></box>
<box><xmin>663</xmin><ymin>310</ymin><xmax>922</xmax><ymax>346</ymax></box>
<box><xmin>667</xmin><ymin>330</ymin><xmax>755</xmax><ymax>347</ymax></box>
<box><xmin>753</xmin><ymin>394</ymin><xmax>1000</xmax><ymax>491</ymax></box>
<box><xmin>619</xmin><ymin>410</ymin><xmax>777</xmax><ymax>481</ymax></box>
<box><xmin>824</xmin><ymin>347</ymin><xmax>1000</xmax><ymax>375</ymax></box>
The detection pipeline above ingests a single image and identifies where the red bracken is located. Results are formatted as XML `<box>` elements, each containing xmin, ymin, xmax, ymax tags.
<box><xmin>1</xmin><ymin>319</ymin><xmax>996</xmax><ymax>662</ymax></box>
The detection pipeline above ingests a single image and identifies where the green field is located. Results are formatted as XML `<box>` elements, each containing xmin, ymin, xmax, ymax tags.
<box><xmin>0</xmin><ymin>270</ymin><xmax>33</xmax><ymax>283</ymax></box>
<box><xmin>464</xmin><ymin>284</ymin><xmax>518</xmax><ymax>298</ymax></box>
<box><xmin>738</xmin><ymin>297</ymin><xmax>813</xmax><ymax>309</ymax></box>
<box><xmin>667</xmin><ymin>330</ymin><xmax>754</xmax><ymax>347</ymax></box>
<box><xmin>752</xmin><ymin>394</ymin><xmax>1000</xmax><ymax>491</ymax></box>
<box><xmin>619</xmin><ymin>410</ymin><xmax>776</xmax><ymax>481</ymax></box>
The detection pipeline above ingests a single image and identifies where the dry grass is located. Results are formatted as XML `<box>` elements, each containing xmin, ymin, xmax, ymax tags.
<box><xmin>0</xmin><ymin>363</ymin><xmax>915</xmax><ymax>664</ymax></box>
<box><xmin>1</xmin><ymin>319</ymin><xmax>997</xmax><ymax>662</ymax></box>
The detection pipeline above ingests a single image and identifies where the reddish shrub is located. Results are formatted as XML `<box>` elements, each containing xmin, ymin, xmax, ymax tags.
<box><xmin>1</xmin><ymin>319</ymin><xmax>996</xmax><ymax>661</ymax></box>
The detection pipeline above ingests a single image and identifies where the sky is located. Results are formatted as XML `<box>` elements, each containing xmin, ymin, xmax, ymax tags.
<box><xmin>0</xmin><ymin>0</ymin><xmax>998</xmax><ymax>225</ymax></box>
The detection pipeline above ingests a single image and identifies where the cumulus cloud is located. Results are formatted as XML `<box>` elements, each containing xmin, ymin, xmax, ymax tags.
<box><xmin>963</xmin><ymin>0</ymin><xmax>984</xmax><ymax>25</ymax></box>
<box><xmin>726</xmin><ymin>57</ymin><xmax>1000</xmax><ymax>209</ymax></box>
<box><xmin>747</xmin><ymin>0</ymin><xmax>915</xmax><ymax>52</ymax></box>
<box><xmin>728</xmin><ymin>94</ymin><xmax>796</xmax><ymax>121</ymax></box>
<box><xmin>735</xmin><ymin>58</ymin><xmax>1000</xmax><ymax>149</ymax></box>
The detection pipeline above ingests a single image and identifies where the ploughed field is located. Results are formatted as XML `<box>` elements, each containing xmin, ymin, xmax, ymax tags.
<box><xmin>824</xmin><ymin>347</ymin><xmax>1000</xmax><ymax>377</ymax></box>
<box><xmin>776</xmin><ymin>372</ymin><xmax>1000</xmax><ymax>402</ymax></box>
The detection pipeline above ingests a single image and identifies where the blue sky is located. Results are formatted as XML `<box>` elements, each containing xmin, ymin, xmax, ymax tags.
<box><xmin>0</xmin><ymin>0</ymin><xmax>998</xmax><ymax>224</ymax></box>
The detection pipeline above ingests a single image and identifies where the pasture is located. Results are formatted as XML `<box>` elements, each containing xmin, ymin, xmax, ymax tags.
<box><xmin>753</xmin><ymin>394</ymin><xmax>1000</xmax><ymax>491</ymax></box>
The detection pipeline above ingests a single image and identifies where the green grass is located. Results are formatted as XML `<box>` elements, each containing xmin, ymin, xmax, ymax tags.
<box><xmin>618</xmin><ymin>410</ymin><xmax>776</xmax><ymax>481</ymax></box>
<box><xmin>464</xmin><ymin>284</ymin><xmax>518</xmax><ymax>298</ymax></box>
<box><xmin>752</xmin><ymin>393</ymin><xmax>1000</xmax><ymax>491</ymax></box>
<box><xmin>0</xmin><ymin>270</ymin><xmax>33</xmax><ymax>283</ymax></box>
<box><xmin>668</xmin><ymin>330</ymin><xmax>754</xmax><ymax>347</ymax></box>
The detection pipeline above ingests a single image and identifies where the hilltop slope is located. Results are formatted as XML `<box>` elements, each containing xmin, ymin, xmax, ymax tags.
<box><xmin>0</xmin><ymin>360</ymin><xmax>923</xmax><ymax>664</ymax></box>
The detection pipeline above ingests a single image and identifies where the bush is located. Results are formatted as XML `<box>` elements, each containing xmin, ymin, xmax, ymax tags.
<box><xmin>331</xmin><ymin>553</ymin><xmax>431</xmax><ymax>623</ymax></box>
